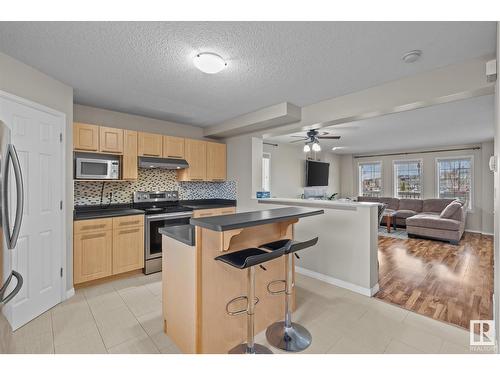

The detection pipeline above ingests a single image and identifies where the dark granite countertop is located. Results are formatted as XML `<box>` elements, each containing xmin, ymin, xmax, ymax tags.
<box><xmin>180</xmin><ymin>199</ymin><xmax>236</xmax><ymax>210</ymax></box>
<box><xmin>190</xmin><ymin>207</ymin><xmax>324</xmax><ymax>232</ymax></box>
<box><xmin>74</xmin><ymin>204</ymin><xmax>145</xmax><ymax>221</ymax></box>
<box><xmin>159</xmin><ymin>224</ymin><xmax>195</xmax><ymax>246</ymax></box>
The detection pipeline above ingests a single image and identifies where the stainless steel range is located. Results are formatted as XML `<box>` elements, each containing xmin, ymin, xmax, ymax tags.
<box><xmin>133</xmin><ymin>191</ymin><xmax>192</xmax><ymax>274</ymax></box>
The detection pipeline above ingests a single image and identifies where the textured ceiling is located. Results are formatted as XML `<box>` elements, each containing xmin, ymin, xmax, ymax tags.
<box><xmin>0</xmin><ymin>22</ymin><xmax>496</xmax><ymax>127</ymax></box>
<box><xmin>268</xmin><ymin>95</ymin><xmax>494</xmax><ymax>154</ymax></box>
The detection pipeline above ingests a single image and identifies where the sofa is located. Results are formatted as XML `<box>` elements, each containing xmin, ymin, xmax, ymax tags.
<box><xmin>357</xmin><ymin>196</ymin><xmax>466</xmax><ymax>244</ymax></box>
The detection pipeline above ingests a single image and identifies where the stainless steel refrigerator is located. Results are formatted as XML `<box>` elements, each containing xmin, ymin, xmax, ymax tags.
<box><xmin>0</xmin><ymin>120</ymin><xmax>24</xmax><ymax>351</ymax></box>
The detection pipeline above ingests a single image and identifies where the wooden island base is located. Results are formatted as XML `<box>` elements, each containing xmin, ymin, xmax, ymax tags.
<box><xmin>162</xmin><ymin>219</ymin><xmax>297</xmax><ymax>354</ymax></box>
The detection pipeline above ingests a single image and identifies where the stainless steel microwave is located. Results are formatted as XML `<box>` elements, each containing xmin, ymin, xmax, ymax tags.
<box><xmin>75</xmin><ymin>157</ymin><xmax>120</xmax><ymax>180</ymax></box>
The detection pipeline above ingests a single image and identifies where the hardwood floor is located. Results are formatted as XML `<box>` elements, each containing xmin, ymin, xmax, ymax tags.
<box><xmin>375</xmin><ymin>232</ymin><xmax>494</xmax><ymax>330</ymax></box>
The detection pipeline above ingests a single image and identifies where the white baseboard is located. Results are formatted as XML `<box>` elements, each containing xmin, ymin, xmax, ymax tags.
<box><xmin>296</xmin><ymin>266</ymin><xmax>379</xmax><ymax>297</ymax></box>
<box><xmin>65</xmin><ymin>288</ymin><xmax>75</xmax><ymax>300</ymax></box>
<box><xmin>465</xmin><ymin>230</ymin><xmax>494</xmax><ymax>236</ymax></box>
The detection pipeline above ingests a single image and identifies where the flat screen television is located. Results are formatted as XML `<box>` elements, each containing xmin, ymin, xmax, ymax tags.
<box><xmin>306</xmin><ymin>160</ymin><xmax>330</xmax><ymax>187</ymax></box>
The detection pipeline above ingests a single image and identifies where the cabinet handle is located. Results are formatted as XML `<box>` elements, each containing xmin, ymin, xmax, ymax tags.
<box><xmin>81</xmin><ymin>224</ymin><xmax>107</xmax><ymax>231</ymax></box>
<box><xmin>198</xmin><ymin>213</ymin><xmax>212</xmax><ymax>217</ymax></box>
<box><xmin>81</xmin><ymin>233</ymin><xmax>107</xmax><ymax>240</ymax></box>
<box><xmin>190</xmin><ymin>178</ymin><xmax>203</xmax><ymax>181</ymax></box>
<box><xmin>118</xmin><ymin>228</ymin><xmax>140</xmax><ymax>235</ymax></box>
<box><xmin>119</xmin><ymin>220</ymin><xmax>141</xmax><ymax>226</ymax></box>
<box><xmin>211</xmin><ymin>179</ymin><xmax>225</xmax><ymax>182</ymax></box>
<box><xmin>167</xmin><ymin>155</ymin><xmax>182</xmax><ymax>158</ymax></box>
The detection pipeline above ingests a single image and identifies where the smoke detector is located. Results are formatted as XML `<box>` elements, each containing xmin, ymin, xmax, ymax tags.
<box><xmin>402</xmin><ymin>50</ymin><xmax>422</xmax><ymax>63</ymax></box>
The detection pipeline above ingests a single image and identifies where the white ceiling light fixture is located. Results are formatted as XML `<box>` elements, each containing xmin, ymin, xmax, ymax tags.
<box><xmin>312</xmin><ymin>142</ymin><xmax>321</xmax><ymax>152</ymax></box>
<box><xmin>193</xmin><ymin>52</ymin><xmax>227</xmax><ymax>74</ymax></box>
<box><xmin>402</xmin><ymin>50</ymin><xmax>422</xmax><ymax>63</ymax></box>
<box><xmin>303</xmin><ymin>144</ymin><xmax>311</xmax><ymax>153</ymax></box>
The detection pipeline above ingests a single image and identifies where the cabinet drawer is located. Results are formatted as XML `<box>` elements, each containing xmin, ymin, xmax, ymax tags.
<box><xmin>74</xmin><ymin>218</ymin><xmax>113</xmax><ymax>234</ymax></box>
<box><xmin>217</xmin><ymin>207</ymin><xmax>236</xmax><ymax>216</ymax></box>
<box><xmin>113</xmin><ymin>215</ymin><xmax>144</xmax><ymax>229</ymax></box>
<box><xmin>192</xmin><ymin>207</ymin><xmax>235</xmax><ymax>218</ymax></box>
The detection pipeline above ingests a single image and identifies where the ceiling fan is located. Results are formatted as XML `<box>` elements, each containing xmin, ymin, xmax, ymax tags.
<box><xmin>290</xmin><ymin>129</ymin><xmax>341</xmax><ymax>152</ymax></box>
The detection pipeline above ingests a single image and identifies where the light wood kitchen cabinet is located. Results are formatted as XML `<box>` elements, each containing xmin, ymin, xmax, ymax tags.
<box><xmin>122</xmin><ymin>130</ymin><xmax>138</xmax><ymax>180</ymax></box>
<box><xmin>73</xmin><ymin>122</ymin><xmax>99</xmax><ymax>151</ymax></box>
<box><xmin>73</xmin><ymin>215</ymin><xmax>144</xmax><ymax>285</ymax></box>
<box><xmin>177</xmin><ymin>139</ymin><xmax>207</xmax><ymax>181</ymax></box>
<box><xmin>112</xmin><ymin>217</ymin><xmax>144</xmax><ymax>275</ymax></box>
<box><xmin>138</xmin><ymin>132</ymin><xmax>163</xmax><ymax>157</ymax></box>
<box><xmin>206</xmin><ymin>142</ymin><xmax>226</xmax><ymax>181</ymax></box>
<box><xmin>99</xmin><ymin>126</ymin><xmax>124</xmax><ymax>154</ymax></box>
<box><xmin>192</xmin><ymin>206</ymin><xmax>236</xmax><ymax>218</ymax></box>
<box><xmin>163</xmin><ymin>136</ymin><xmax>185</xmax><ymax>159</ymax></box>
<box><xmin>73</xmin><ymin>218</ymin><xmax>113</xmax><ymax>284</ymax></box>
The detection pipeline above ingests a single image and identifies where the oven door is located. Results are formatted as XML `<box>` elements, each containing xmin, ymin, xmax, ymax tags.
<box><xmin>76</xmin><ymin>158</ymin><xmax>117</xmax><ymax>179</ymax></box>
<box><xmin>145</xmin><ymin>212</ymin><xmax>192</xmax><ymax>261</ymax></box>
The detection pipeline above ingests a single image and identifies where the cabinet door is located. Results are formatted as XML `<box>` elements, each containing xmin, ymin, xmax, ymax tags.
<box><xmin>99</xmin><ymin>126</ymin><xmax>124</xmax><ymax>154</ymax></box>
<box><xmin>74</xmin><ymin>230</ymin><xmax>112</xmax><ymax>284</ymax></box>
<box><xmin>122</xmin><ymin>130</ymin><xmax>138</xmax><ymax>180</ymax></box>
<box><xmin>138</xmin><ymin>132</ymin><xmax>162</xmax><ymax>157</ymax></box>
<box><xmin>112</xmin><ymin>225</ymin><xmax>144</xmax><ymax>274</ymax></box>
<box><xmin>73</xmin><ymin>122</ymin><xmax>99</xmax><ymax>151</ymax></box>
<box><xmin>206</xmin><ymin>142</ymin><xmax>226</xmax><ymax>181</ymax></box>
<box><xmin>163</xmin><ymin>136</ymin><xmax>185</xmax><ymax>159</ymax></box>
<box><xmin>178</xmin><ymin>139</ymin><xmax>207</xmax><ymax>181</ymax></box>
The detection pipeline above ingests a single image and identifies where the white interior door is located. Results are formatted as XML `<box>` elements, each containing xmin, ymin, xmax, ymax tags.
<box><xmin>0</xmin><ymin>92</ymin><xmax>65</xmax><ymax>330</ymax></box>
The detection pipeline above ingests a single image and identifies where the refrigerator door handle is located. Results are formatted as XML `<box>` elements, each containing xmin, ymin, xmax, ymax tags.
<box><xmin>0</xmin><ymin>270</ymin><xmax>23</xmax><ymax>305</ymax></box>
<box><xmin>4</xmin><ymin>144</ymin><xmax>24</xmax><ymax>249</ymax></box>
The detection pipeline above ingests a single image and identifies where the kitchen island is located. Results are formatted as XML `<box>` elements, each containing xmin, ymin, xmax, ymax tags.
<box><xmin>160</xmin><ymin>207</ymin><xmax>323</xmax><ymax>354</ymax></box>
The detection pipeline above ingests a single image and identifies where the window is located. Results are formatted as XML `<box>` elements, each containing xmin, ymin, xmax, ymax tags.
<box><xmin>262</xmin><ymin>153</ymin><xmax>271</xmax><ymax>191</ymax></box>
<box><xmin>393</xmin><ymin>160</ymin><xmax>422</xmax><ymax>199</ymax></box>
<box><xmin>436</xmin><ymin>157</ymin><xmax>473</xmax><ymax>209</ymax></box>
<box><xmin>359</xmin><ymin>162</ymin><xmax>382</xmax><ymax>197</ymax></box>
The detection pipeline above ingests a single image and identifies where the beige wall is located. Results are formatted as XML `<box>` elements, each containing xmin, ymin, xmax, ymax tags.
<box><xmin>345</xmin><ymin>142</ymin><xmax>494</xmax><ymax>233</ymax></box>
<box><xmin>0</xmin><ymin>52</ymin><xmax>74</xmax><ymax>291</ymax></box>
<box><xmin>74</xmin><ymin>104</ymin><xmax>205</xmax><ymax>139</ymax></box>
<box><xmin>262</xmin><ymin>143</ymin><xmax>341</xmax><ymax>199</ymax></box>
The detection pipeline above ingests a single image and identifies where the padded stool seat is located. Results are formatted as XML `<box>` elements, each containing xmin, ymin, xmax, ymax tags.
<box><xmin>215</xmin><ymin>248</ymin><xmax>280</xmax><ymax>269</ymax></box>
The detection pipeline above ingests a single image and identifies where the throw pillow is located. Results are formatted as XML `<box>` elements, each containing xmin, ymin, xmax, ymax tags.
<box><xmin>440</xmin><ymin>200</ymin><xmax>462</xmax><ymax>219</ymax></box>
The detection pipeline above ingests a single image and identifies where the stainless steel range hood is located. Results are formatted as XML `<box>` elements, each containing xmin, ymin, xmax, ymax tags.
<box><xmin>139</xmin><ymin>156</ymin><xmax>189</xmax><ymax>170</ymax></box>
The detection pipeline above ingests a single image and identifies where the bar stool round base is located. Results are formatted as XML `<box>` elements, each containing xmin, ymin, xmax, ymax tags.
<box><xmin>228</xmin><ymin>343</ymin><xmax>273</xmax><ymax>354</ymax></box>
<box><xmin>266</xmin><ymin>322</ymin><xmax>312</xmax><ymax>352</ymax></box>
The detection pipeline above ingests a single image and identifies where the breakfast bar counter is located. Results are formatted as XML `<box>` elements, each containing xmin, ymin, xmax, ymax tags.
<box><xmin>161</xmin><ymin>207</ymin><xmax>323</xmax><ymax>354</ymax></box>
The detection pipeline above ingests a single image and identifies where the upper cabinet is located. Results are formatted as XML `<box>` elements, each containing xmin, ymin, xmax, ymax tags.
<box><xmin>206</xmin><ymin>142</ymin><xmax>227</xmax><ymax>181</ymax></box>
<box><xmin>178</xmin><ymin>139</ymin><xmax>207</xmax><ymax>181</ymax></box>
<box><xmin>122</xmin><ymin>130</ymin><xmax>138</xmax><ymax>180</ymax></box>
<box><xmin>163</xmin><ymin>136</ymin><xmax>185</xmax><ymax>159</ymax></box>
<box><xmin>99</xmin><ymin>126</ymin><xmax>124</xmax><ymax>154</ymax></box>
<box><xmin>73</xmin><ymin>122</ymin><xmax>99</xmax><ymax>151</ymax></box>
<box><xmin>138</xmin><ymin>132</ymin><xmax>162</xmax><ymax>157</ymax></box>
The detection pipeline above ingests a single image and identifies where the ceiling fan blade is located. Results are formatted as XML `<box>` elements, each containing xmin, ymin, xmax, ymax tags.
<box><xmin>317</xmin><ymin>136</ymin><xmax>341</xmax><ymax>139</ymax></box>
<box><xmin>290</xmin><ymin>138</ymin><xmax>308</xmax><ymax>143</ymax></box>
<box><xmin>290</xmin><ymin>135</ymin><xmax>308</xmax><ymax>138</ymax></box>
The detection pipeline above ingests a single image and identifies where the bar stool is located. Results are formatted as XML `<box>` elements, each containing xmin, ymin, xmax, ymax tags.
<box><xmin>214</xmin><ymin>243</ymin><xmax>290</xmax><ymax>354</ymax></box>
<box><xmin>260</xmin><ymin>237</ymin><xmax>318</xmax><ymax>352</ymax></box>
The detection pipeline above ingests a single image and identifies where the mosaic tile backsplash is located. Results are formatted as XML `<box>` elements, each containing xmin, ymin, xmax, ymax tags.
<box><xmin>74</xmin><ymin>168</ymin><xmax>237</xmax><ymax>206</ymax></box>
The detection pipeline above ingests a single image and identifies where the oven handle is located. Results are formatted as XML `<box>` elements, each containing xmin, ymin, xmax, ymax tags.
<box><xmin>146</xmin><ymin>212</ymin><xmax>193</xmax><ymax>220</ymax></box>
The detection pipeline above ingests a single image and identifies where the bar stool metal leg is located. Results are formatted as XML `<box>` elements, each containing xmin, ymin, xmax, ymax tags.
<box><xmin>229</xmin><ymin>266</ymin><xmax>272</xmax><ymax>354</ymax></box>
<box><xmin>265</xmin><ymin>253</ymin><xmax>312</xmax><ymax>352</ymax></box>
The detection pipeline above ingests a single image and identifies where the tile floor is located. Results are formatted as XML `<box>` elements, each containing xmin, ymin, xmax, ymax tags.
<box><xmin>3</xmin><ymin>272</ymin><xmax>496</xmax><ymax>354</ymax></box>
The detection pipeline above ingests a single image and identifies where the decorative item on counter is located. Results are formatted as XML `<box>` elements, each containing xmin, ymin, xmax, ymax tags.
<box><xmin>256</xmin><ymin>191</ymin><xmax>271</xmax><ymax>199</ymax></box>
<box><xmin>327</xmin><ymin>193</ymin><xmax>338</xmax><ymax>200</ymax></box>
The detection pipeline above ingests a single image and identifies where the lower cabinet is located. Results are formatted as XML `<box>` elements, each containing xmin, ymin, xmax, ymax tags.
<box><xmin>73</xmin><ymin>215</ymin><xmax>144</xmax><ymax>285</ymax></box>
<box><xmin>113</xmin><ymin>225</ymin><xmax>144</xmax><ymax>274</ymax></box>
<box><xmin>74</xmin><ymin>229</ymin><xmax>113</xmax><ymax>284</ymax></box>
